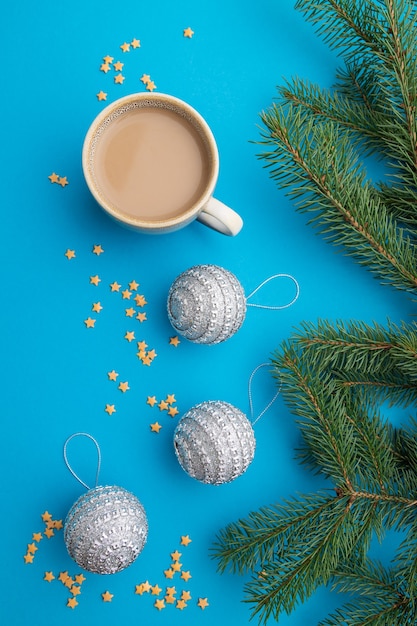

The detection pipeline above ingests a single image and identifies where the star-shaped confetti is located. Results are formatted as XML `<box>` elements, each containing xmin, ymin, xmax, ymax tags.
<box><xmin>113</xmin><ymin>61</ymin><xmax>124</xmax><ymax>71</ymax></box>
<box><xmin>100</xmin><ymin>62</ymin><xmax>111</xmax><ymax>73</ymax></box>
<box><xmin>151</xmin><ymin>584</ymin><xmax>162</xmax><ymax>595</ymax></box>
<box><xmin>150</xmin><ymin>421</ymin><xmax>162</xmax><ymax>433</ymax></box>
<box><xmin>136</xmin><ymin>312</ymin><xmax>147</xmax><ymax>322</ymax></box>
<box><xmin>97</xmin><ymin>91</ymin><xmax>107</xmax><ymax>101</ymax></box>
<box><xmin>92</xmin><ymin>302</ymin><xmax>103</xmax><ymax>313</ymax></box>
<box><xmin>134</xmin><ymin>294</ymin><xmax>147</xmax><ymax>306</ymax></box>
<box><xmin>114</xmin><ymin>74</ymin><xmax>125</xmax><ymax>84</ymax></box>
<box><xmin>44</xmin><ymin>571</ymin><xmax>55</xmax><ymax>582</ymax></box>
<box><xmin>105</xmin><ymin>404</ymin><xmax>116</xmax><ymax>415</ymax></box>
<box><xmin>131</xmin><ymin>38</ymin><xmax>141</xmax><ymax>48</ymax></box>
<box><xmin>169</xmin><ymin>336</ymin><xmax>180</xmax><ymax>347</ymax></box>
<box><xmin>122</xmin><ymin>289</ymin><xmax>132</xmax><ymax>299</ymax></box>
<box><xmin>90</xmin><ymin>275</ymin><xmax>101</xmax><ymax>286</ymax></box>
<box><xmin>183</xmin><ymin>27</ymin><xmax>194</xmax><ymax>38</ymax></box>
<box><xmin>84</xmin><ymin>317</ymin><xmax>96</xmax><ymax>328</ymax></box>
<box><xmin>158</xmin><ymin>400</ymin><xmax>169</xmax><ymax>411</ymax></box>
<box><xmin>146</xmin><ymin>80</ymin><xmax>157</xmax><ymax>92</ymax></box>
<box><xmin>168</xmin><ymin>406</ymin><xmax>179</xmax><ymax>418</ymax></box>
<box><xmin>197</xmin><ymin>597</ymin><xmax>209</xmax><ymax>610</ymax></box>
<box><xmin>110</xmin><ymin>281</ymin><xmax>121</xmax><ymax>292</ymax></box>
<box><xmin>32</xmin><ymin>532</ymin><xmax>43</xmax><ymax>543</ymax></box>
<box><xmin>176</xmin><ymin>599</ymin><xmax>187</xmax><ymax>610</ymax></box>
<box><xmin>107</xmin><ymin>370</ymin><xmax>118</xmax><ymax>381</ymax></box>
<box><xmin>118</xmin><ymin>381</ymin><xmax>130</xmax><ymax>392</ymax></box>
<box><xmin>48</xmin><ymin>172</ymin><xmax>59</xmax><ymax>183</ymax></box>
<box><xmin>64</xmin><ymin>249</ymin><xmax>76</xmax><ymax>260</ymax></box>
<box><xmin>164</xmin><ymin>568</ymin><xmax>175</xmax><ymax>579</ymax></box>
<box><xmin>125</xmin><ymin>307</ymin><xmax>136</xmax><ymax>317</ymax></box>
<box><xmin>23</xmin><ymin>553</ymin><xmax>34</xmax><ymax>564</ymax></box>
<box><xmin>180</xmin><ymin>535</ymin><xmax>192</xmax><ymax>546</ymax></box>
<box><xmin>92</xmin><ymin>244</ymin><xmax>104</xmax><ymax>255</ymax></box>
<box><xmin>147</xmin><ymin>396</ymin><xmax>157</xmax><ymax>407</ymax></box>
<box><xmin>67</xmin><ymin>597</ymin><xmax>78</xmax><ymax>609</ymax></box>
<box><xmin>75</xmin><ymin>574</ymin><xmax>86</xmax><ymax>584</ymax></box>
<box><xmin>128</xmin><ymin>280</ymin><xmax>139</xmax><ymax>290</ymax></box>
<box><xmin>103</xmin><ymin>55</ymin><xmax>114</xmax><ymax>64</ymax></box>
<box><xmin>125</xmin><ymin>330</ymin><xmax>135</xmax><ymax>342</ymax></box>
<box><xmin>180</xmin><ymin>570</ymin><xmax>192</xmax><ymax>581</ymax></box>
<box><xmin>58</xmin><ymin>176</ymin><xmax>69</xmax><ymax>187</ymax></box>
<box><xmin>154</xmin><ymin>599</ymin><xmax>165</xmax><ymax>610</ymax></box>
<box><xmin>140</xmin><ymin>74</ymin><xmax>151</xmax><ymax>85</ymax></box>
<box><xmin>120</xmin><ymin>42</ymin><xmax>130</xmax><ymax>52</ymax></box>
<box><xmin>102</xmin><ymin>590</ymin><xmax>113</xmax><ymax>602</ymax></box>
<box><xmin>44</xmin><ymin>527</ymin><xmax>55</xmax><ymax>539</ymax></box>
<box><xmin>181</xmin><ymin>590</ymin><xmax>192</xmax><ymax>601</ymax></box>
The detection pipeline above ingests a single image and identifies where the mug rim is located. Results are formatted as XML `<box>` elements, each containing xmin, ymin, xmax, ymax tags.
<box><xmin>82</xmin><ymin>92</ymin><xmax>219</xmax><ymax>231</ymax></box>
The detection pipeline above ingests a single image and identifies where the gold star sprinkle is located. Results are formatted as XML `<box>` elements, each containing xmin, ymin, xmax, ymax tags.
<box><xmin>165</xmin><ymin>594</ymin><xmax>176</xmax><ymax>604</ymax></box>
<box><xmin>102</xmin><ymin>591</ymin><xmax>113</xmax><ymax>602</ymax></box>
<box><xmin>136</xmin><ymin>312</ymin><xmax>147</xmax><ymax>322</ymax></box>
<box><xmin>44</xmin><ymin>571</ymin><xmax>55</xmax><ymax>582</ymax></box>
<box><xmin>147</xmin><ymin>349</ymin><xmax>157</xmax><ymax>360</ymax></box>
<box><xmin>181</xmin><ymin>570</ymin><xmax>192</xmax><ymax>582</ymax></box>
<box><xmin>92</xmin><ymin>302</ymin><xmax>103</xmax><ymax>313</ymax></box>
<box><xmin>140</xmin><ymin>74</ymin><xmax>151</xmax><ymax>84</ymax></box>
<box><xmin>64</xmin><ymin>249</ymin><xmax>76</xmax><ymax>260</ymax></box>
<box><xmin>27</xmin><ymin>543</ymin><xmax>38</xmax><ymax>554</ymax></box>
<box><xmin>171</xmin><ymin>550</ymin><xmax>182</xmax><ymax>561</ymax></box>
<box><xmin>48</xmin><ymin>172</ymin><xmax>59</xmax><ymax>183</ymax></box>
<box><xmin>114</xmin><ymin>74</ymin><xmax>125</xmax><ymax>84</ymax></box>
<box><xmin>75</xmin><ymin>574</ymin><xmax>86</xmax><ymax>585</ymax></box>
<box><xmin>181</xmin><ymin>590</ymin><xmax>192</xmax><ymax>601</ymax></box>
<box><xmin>105</xmin><ymin>404</ymin><xmax>116</xmax><ymax>415</ymax></box>
<box><xmin>131</xmin><ymin>38</ymin><xmax>141</xmax><ymax>48</ymax></box>
<box><xmin>90</xmin><ymin>275</ymin><xmax>101</xmax><ymax>286</ymax></box>
<box><xmin>67</xmin><ymin>597</ymin><xmax>78</xmax><ymax>609</ymax></box>
<box><xmin>158</xmin><ymin>400</ymin><xmax>169</xmax><ymax>411</ymax></box>
<box><xmin>23</xmin><ymin>553</ymin><xmax>34</xmax><ymax>564</ymax></box>
<box><xmin>58</xmin><ymin>572</ymin><xmax>69</xmax><ymax>583</ymax></box>
<box><xmin>125</xmin><ymin>307</ymin><xmax>136</xmax><ymax>317</ymax></box>
<box><xmin>97</xmin><ymin>91</ymin><xmax>107</xmax><ymax>101</ymax></box>
<box><xmin>113</xmin><ymin>61</ymin><xmax>124</xmax><ymax>71</ymax></box>
<box><xmin>128</xmin><ymin>280</ymin><xmax>139</xmax><ymax>290</ymax></box>
<box><xmin>151</xmin><ymin>584</ymin><xmax>162</xmax><ymax>596</ymax></box>
<box><xmin>103</xmin><ymin>55</ymin><xmax>114</xmax><ymax>63</ymax></box>
<box><xmin>176</xmin><ymin>599</ymin><xmax>187</xmax><ymax>610</ymax></box>
<box><xmin>71</xmin><ymin>585</ymin><xmax>81</xmax><ymax>596</ymax></box>
<box><xmin>183</xmin><ymin>27</ymin><xmax>194</xmax><ymax>38</ymax></box>
<box><xmin>137</xmin><ymin>340</ymin><xmax>148</xmax><ymax>351</ymax></box>
<box><xmin>100</xmin><ymin>62</ymin><xmax>111</xmax><ymax>73</ymax></box>
<box><xmin>166</xmin><ymin>586</ymin><xmax>176</xmax><ymax>596</ymax></box>
<box><xmin>141</xmin><ymin>581</ymin><xmax>151</xmax><ymax>593</ymax></box>
<box><xmin>135</xmin><ymin>584</ymin><xmax>145</xmax><ymax>595</ymax></box>
<box><xmin>134</xmin><ymin>294</ymin><xmax>147</xmax><ymax>306</ymax></box>
<box><xmin>150</xmin><ymin>421</ymin><xmax>162</xmax><ymax>433</ymax></box>
<box><xmin>146</xmin><ymin>80</ymin><xmax>157</xmax><ymax>92</ymax></box>
<box><xmin>120</xmin><ymin>42</ymin><xmax>130</xmax><ymax>52</ymax></box>
<box><xmin>32</xmin><ymin>532</ymin><xmax>43</xmax><ymax>542</ymax></box>
<box><xmin>53</xmin><ymin>519</ymin><xmax>63</xmax><ymax>530</ymax></box>
<box><xmin>169</xmin><ymin>336</ymin><xmax>181</xmax><ymax>347</ymax></box>
<box><xmin>168</xmin><ymin>406</ymin><xmax>179</xmax><ymax>418</ymax></box>
<box><xmin>180</xmin><ymin>535</ymin><xmax>192</xmax><ymax>546</ymax></box>
<box><xmin>44</xmin><ymin>527</ymin><xmax>55</xmax><ymax>538</ymax></box>
<box><xmin>141</xmin><ymin>355</ymin><xmax>153</xmax><ymax>366</ymax></box>
<box><xmin>107</xmin><ymin>370</ymin><xmax>118</xmax><ymax>381</ymax></box>
<box><xmin>42</xmin><ymin>511</ymin><xmax>53</xmax><ymax>522</ymax></box>
<box><xmin>164</xmin><ymin>568</ymin><xmax>175</xmax><ymax>579</ymax></box>
<box><xmin>197</xmin><ymin>597</ymin><xmax>209</xmax><ymax>610</ymax></box>
<box><xmin>118</xmin><ymin>381</ymin><xmax>130</xmax><ymax>393</ymax></box>
<box><xmin>124</xmin><ymin>330</ymin><xmax>135</xmax><ymax>342</ymax></box>
<box><xmin>110</xmin><ymin>281</ymin><xmax>121</xmax><ymax>292</ymax></box>
<box><xmin>84</xmin><ymin>317</ymin><xmax>96</xmax><ymax>328</ymax></box>
<box><xmin>58</xmin><ymin>176</ymin><xmax>69</xmax><ymax>187</ymax></box>
<box><xmin>166</xmin><ymin>394</ymin><xmax>176</xmax><ymax>405</ymax></box>
<box><xmin>147</xmin><ymin>396</ymin><xmax>157</xmax><ymax>407</ymax></box>
<box><xmin>171</xmin><ymin>561</ymin><xmax>182</xmax><ymax>572</ymax></box>
<box><xmin>121</xmin><ymin>289</ymin><xmax>132</xmax><ymax>299</ymax></box>
<box><xmin>154</xmin><ymin>599</ymin><xmax>165</xmax><ymax>610</ymax></box>
<box><xmin>92</xmin><ymin>244</ymin><xmax>104</xmax><ymax>255</ymax></box>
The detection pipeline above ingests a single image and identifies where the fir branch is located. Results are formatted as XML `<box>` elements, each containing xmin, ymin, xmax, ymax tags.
<box><xmin>259</xmin><ymin>104</ymin><xmax>417</xmax><ymax>294</ymax></box>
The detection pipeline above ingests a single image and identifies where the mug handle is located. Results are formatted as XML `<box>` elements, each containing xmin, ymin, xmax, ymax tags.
<box><xmin>197</xmin><ymin>197</ymin><xmax>243</xmax><ymax>236</ymax></box>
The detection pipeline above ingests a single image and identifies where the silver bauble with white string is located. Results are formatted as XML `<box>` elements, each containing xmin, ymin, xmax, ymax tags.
<box><xmin>63</xmin><ymin>433</ymin><xmax>148</xmax><ymax>575</ymax></box>
<box><xmin>167</xmin><ymin>264</ymin><xmax>300</xmax><ymax>345</ymax></box>
<box><xmin>173</xmin><ymin>400</ymin><xmax>256</xmax><ymax>485</ymax></box>
<box><xmin>167</xmin><ymin>264</ymin><xmax>246</xmax><ymax>344</ymax></box>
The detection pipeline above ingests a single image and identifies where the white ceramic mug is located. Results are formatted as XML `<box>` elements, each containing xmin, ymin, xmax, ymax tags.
<box><xmin>82</xmin><ymin>93</ymin><xmax>243</xmax><ymax>236</ymax></box>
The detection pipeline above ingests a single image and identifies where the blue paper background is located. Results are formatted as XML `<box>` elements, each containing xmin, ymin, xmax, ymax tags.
<box><xmin>1</xmin><ymin>1</ymin><xmax>414</xmax><ymax>624</ymax></box>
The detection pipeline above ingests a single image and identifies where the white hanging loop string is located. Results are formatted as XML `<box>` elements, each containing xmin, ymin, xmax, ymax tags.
<box><xmin>246</xmin><ymin>273</ymin><xmax>300</xmax><ymax>310</ymax></box>
<box><xmin>63</xmin><ymin>432</ymin><xmax>101</xmax><ymax>491</ymax></box>
<box><xmin>248</xmin><ymin>363</ymin><xmax>282</xmax><ymax>426</ymax></box>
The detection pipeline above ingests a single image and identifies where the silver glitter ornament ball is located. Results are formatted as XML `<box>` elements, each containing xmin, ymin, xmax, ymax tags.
<box><xmin>173</xmin><ymin>400</ymin><xmax>256</xmax><ymax>485</ymax></box>
<box><xmin>167</xmin><ymin>264</ymin><xmax>246</xmax><ymax>344</ymax></box>
<box><xmin>64</xmin><ymin>485</ymin><xmax>148</xmax><ymax>575</ymax></box>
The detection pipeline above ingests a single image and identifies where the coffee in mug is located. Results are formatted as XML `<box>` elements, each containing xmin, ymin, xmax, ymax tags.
<box><xmin>82</xmin><ymin>93</ymin><xmax>243</xmax><ymax>235</ymax></box>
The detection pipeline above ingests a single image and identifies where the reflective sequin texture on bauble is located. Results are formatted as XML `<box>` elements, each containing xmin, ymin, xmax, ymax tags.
<box><xmin>167</xmin><ymin>264</ymin><xmax>246</xmax><ymax>344</ymax></box>
<box><xmin>64</xmin><ymin>485</ymin><xmax>148</xmax><ymax>574</ymax></box>
<box><xmin>173</xmin><ymin>400</ymin><xmax>256</xmax><ymax>485</ymax></box>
